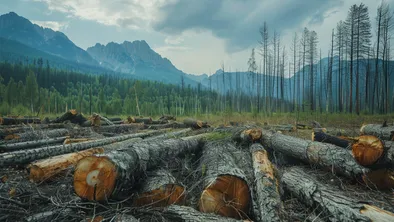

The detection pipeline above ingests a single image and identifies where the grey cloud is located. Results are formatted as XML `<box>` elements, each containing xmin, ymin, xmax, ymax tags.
<box><xmin>153</xmin><ymin>0</ymin><xmax>344</xmax><ymax>52</ymax></box>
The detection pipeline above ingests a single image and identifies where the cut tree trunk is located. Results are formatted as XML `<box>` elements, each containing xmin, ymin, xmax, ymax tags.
<box><xmin>4</xmin><ymin>128</ymin><xmax>70</xmax><ymax>142</ymax></box>
<box><xmin>312</xmin><ymin>132</ymin><xmax>385</xmax><ymax>167</ymax></box>
<box><xmin>133</xmin><ymin>169</ymin><xmax>185</xmax><ymax>207</ymax></box>
<box><xmin>158</xmin><ymin>205</ymin><xmax>244</xmax><ymax>222</ymax></box>
<box><xmin>93</xmin><ymin>124</ymin><xmax>146</xmax><ymax>134</ymax></box>
<box><xmin>0</xmin><ymin>131</ymin><xmax>156</xmax><ymax>166</ymax></box>
<box><xmin>282</xmin><ymin>166</ymin><xmax>394</xmax><ymax>222</ymax></box>
<box><xmin>313</xmin><ymin>128</ymin><xmax>360</xmax><ymax>137</ymax></box>
<box><xmin>0</xmin><ymin>117</ymin><xmax>41</xmax><ymax>125</ymax></box>
<box><xmin>198</xmin><ymin>141</ymin><xmax>251</xmax><ymax>220</ymax></box>
<box><xmin>130</xmin><ymin>117</ymin><xmax>152</xmax><ymax>124</ymax></box>
<box><xmin>63</xmin><ymin>138</ymin><xmax>92</xmax><ymax>144</ymax></box>
<box><xmin>262</xmin><ymin>124</ymin><xmax>295</xmax><ymax>132</ymax></box>
<box><xmin>28</xmin><ymin>147</ymin><xmax>104</xmax><ymax>183</ymax></box>
<box><xmin>159</xmin><ymin>115</ymin><xmax>176</xmax><ymax>121</ymax></box>
<box><xmin>249</xmin><ymin>143</ymin><xmax>282</xmax><ymax>222</ymax></box>
<box><xmin>183</xmin><ymin>118</ymin><xmax>209</xmax><ymax>129</ymax></box>
<box><xmin>260</xmin><ymin>130</ymin><xmax>368</xmax><ymax>178</ymax></box>
<box><xmin>232</xmin><ymin>128</ymin><xmax>262</xmax><ymax>144</ymax></box>
<box><xmin>150</xmin><ymin>120</ymin><xmax>169</xmax><ymax>124</ymax></box>
<box><xmin>52</xmin><ymin>109</ymin><xmax>87</xmax><ymax>125</ymax></box>
<box><xmin>73</xmin><ymin>134</ymin><xmax>206</xmax><ymax>201</ymax></box>
<box><xmin>108</xmin><ymin>117</ymin><xmax>122</xmax><ymax>122</ymax></box>
<box><xmin>0</xmin><ymin>124</ymin><xmax>67</xmax><ymax>139</ymax></box>
<box><xmin>146</xmin><ymin>122</ymin><xmax>187</xmax><ymax>130</ymax></box>
<box><xmin>0</xmin><ymin>136</ymin><xmax>68</xmax><ymax>152</ymax></box>
<box><xmin>361</xmin><ymin>124</ymin><xmax>394</xmax><ymax>141</ymax></box>
<box><xmin>144</xmin><ymin>128</ymin><xmax>192</xmax><ymax>141</ymax></box>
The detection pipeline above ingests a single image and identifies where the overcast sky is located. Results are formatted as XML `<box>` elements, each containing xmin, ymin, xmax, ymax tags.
<box><xmin>0</xmin><ymin>0</ymin><xmax>391</xmax><ymax>75</ymax></box>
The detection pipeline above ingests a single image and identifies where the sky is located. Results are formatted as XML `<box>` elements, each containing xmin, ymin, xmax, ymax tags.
<box><xmin>0</xmin><ymin>0</ymin><xmax>392</xmax><ymax>75</ymax></box>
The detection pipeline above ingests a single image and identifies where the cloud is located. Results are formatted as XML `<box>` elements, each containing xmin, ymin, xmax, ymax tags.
<box><xmin>164</xmin><ymin>35</ymin><xmax>184</xmax><ymax>45</ymax></box>
<box><xmin>154</xmin><ymin>45</ymin><xmax>192</xmax><ymax>53</ymax></box>
<box><xmin>153</xmin><ymin>0</ymin><xmax>345</xmax><ymax>52</ymax></box>
<box><xmin>32</xmin><ymin>20</ymin><xmax>69</xmax><ymax>31</ymax></box>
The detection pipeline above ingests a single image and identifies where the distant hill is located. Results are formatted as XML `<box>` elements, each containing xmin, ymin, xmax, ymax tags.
<box><xmin>0</xmin><ymin>12</ymin><xmax>98</xmax><ymax>66</ymax></box>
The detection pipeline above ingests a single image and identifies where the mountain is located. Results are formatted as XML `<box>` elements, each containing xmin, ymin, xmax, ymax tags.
<box><xmin>87</xmin><ymin>40</ymin><xmax>197</xmax><ymax>85</ymax></box>
<box><xmin>0</xmin><ymin>12</ymin><xmax>98</xmax><ymax>66</ymax></box>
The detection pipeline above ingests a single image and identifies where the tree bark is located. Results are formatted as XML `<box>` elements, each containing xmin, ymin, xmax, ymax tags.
<box><xmin>93</xmin><ymin>124</ymin><xmax>146</xmax><ymax>134</ymax></box>
<box><xmin>133</xmin><ymin>169</ymin><xmax>185</xmax><ymax>207</ymax></box>
<box><xmin>4</xmin><ymin>128</ymin><xmax>70</xmax><ymax>142</ymax></box>
<box><xmin>52</xmin><ymin>110</ymin><xmax>87</xmax><ymax>125</ymax></box>
<box><xmin>249</xmin><ymin>143</ymin><xmax>282</xmax><ymax>222</ymax></box>
<box><xmin>144</xmin><ymin>128</ymin><xmax>192</xmax><ymax>142</ymax></box>
<box><xmin>0</xmin><ymin>132</ymin><xmax>155</xmax><ymax>166</ymax></box>
<box><xmin>73</xmin><ymin>135</ymin><xmax>205</xmax><ymax>201</ymax></box>
<box><xmin>0</xmin><ymin>124</ymin><xmax>67</xmax><ymax>139</ymax></box>
<box><xmin>183</xmin><ymin>118</ymin><xmax>209</xmax><ymax>129</ymax></box>
<box><xmin>260</xmin><ymin>130</ymin><xmax>368</xmax><ymax>178</ymax></box>
<box><xmin>0</xmin><ymin>136</ymin><xmax>68</xmax><ymax>151</ymax></box>
<box><xmin>198</xmin><ymin>141</ymin><xmax>251</xmax><ymax>219</ymax></box>
<box><xmin>150</xmin><ymin>120</ymin><xmax>169</xmax><ymax>124</ymax></box>
<box><xmin>128</xmin><ymin>117</ymin><xmax>152</xmax><ymax>124</ymax></box>
<box><xmin>282</xmin><ymin>166</ymin><xmax>394</xmax><ymax>222</ymax></box>
<box><xmin>232</xmin><ymin>128</ymin><xmax>262</xmax><ymax>144</ymax></box>
<box><xmin>146</xmin><ymin>122</ymin><xmax>187</xmax><ymax>130</ymax></box>
<box><xmin>28</xmin><ymin>147</ymin><xmax>104</xmax><ymax>183</ymax></box>
<box><xmin>158</xmin><ymin>205</ymin><xmax>244</xmax><ymax>222</ymax></box>
<box><xmin>360</xmin><ymin>124</ymin><xmax>394</xmax><ymax>141</ymax></box>
<box><xmin>0</xmin><ymin>117</ymin><xmax>41</xmax><ymax>125</ymax></box>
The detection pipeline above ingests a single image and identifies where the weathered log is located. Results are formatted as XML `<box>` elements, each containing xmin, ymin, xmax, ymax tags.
<box><xmin>0</xmin><ymin>136</ymin><xmax>68</xmax><ymax>152</ymax></box>
<box><xmin>198</xmin><ymin>141</ymin><xmax>251</xmax><ymax>219</ymax></box>
<box><xmin>296</xmin><ymin>123</ymin><xmax>312</xmax><ymax>129</ymax></box>
<box><xmin>282</xmin><ymin>166</ymin><xmax>394</xmax><ymax>222</ymax></box>
<box><xmin>262</xmin><ymin>124</ymin><xmax>295</xmax><ymax>132</ymax></box>
<box><xmin>93</xmin><ymin>124</ymin><xmax>146</xmax><ymax>134</ymax></box>
<box><xmin>312</xmin><ymin>131</ymin><xmax>351</xmax><ymax>148</ymax></box>
<box><xmin>4</xmin><ymin>128</ymin><xmax>70</xmax><ymax>142</ymax></box>
<box><xmin>28</xmin><ymin>147</ymin><xmax>104</xmax><ymax>183</ymax></box>
<box><xmin>25</xmin><ymin>208</ymin><xmax>73</xmax><ymax>222</ymax></box>
<box><xmin>133</xmin><ymin>169</ymin><xmax>185</xmax><ymax>207</ymax></box>
<box><xmin>249</xmin><ymin>143</ymin><xmax>281</xmax><ymax>222</ymax></box>
<box><xmin>146</xmin><ymin>122</ymin><xmax>187</xmax><ymax>130</ymax></box>
<box><xmin>232</xmin><ymin>128</ymin><xmax>262</xmax><ymax>144</ymax></box>
<box><xmin>150</xmin><ymin>119</ymin><xmax>169</xmax><ymax>124</ymax></box>
<box><xmin>159</xmin><ymin>115</ymin><xmax>176</xmax><ymax>121</ymax></box>
<box><xmin>128</xmin><ymin>117</ymin><xmax>152</xmax><ymax>124</ymax></box>
<box><xmin>0</xmin><ymin>131</ymin><xmax>156</xmax><ymax>166</ymax></box>
<box><xmin>74</xmin><ymin>134</ymin><xmax>205</xmax><ymax>201</ymax></box>
<box><xmin>144</xmin><ymin>128</ymin><xmax>192</xmax><ymax>141</ymax></box>
<box><xmin>0</xmin><ymin>124</ymin><xmax>67</xmax><ymax>139</ymax></box>
<box><xmin>63</xmin><ymin>138</ymin><xmax>92</xmax><ymax>144</ymax></box>
<box><xmin>361</xmin><ymin>124</ymin><xmax>394</xmax><ymax>141</ymax></box>
<box><xmin>112</xmin><ymin>214</ymin><xmax>139</xmax><ymax>222</ymax></box>
<box><xmin>52</xmin><ymin>109</ymin><xmax>87</xmax><ymax>125</ymax></box>
<box><xmin>260</xmin><ymin>130</ymin><xmax>368</xmax><ymax>178</ymax></box>
<box><xmin>0</xmin><ymin>117</ymin><xmax>40</xmax><ymax>125</ymax></box>
<box><xmin>102</xmin><ymin>137</ymin><xmax>143</xmax><ymax>152</ymax></box>
<box><xmin>159</xmin><ymin>205</ymin><xmax>243</xmax><ymax>222</ymax></box>
<box><xmin>183</xmin><ymin>118</ymin><xmax>209</xmax><ymax>129</ymax></box>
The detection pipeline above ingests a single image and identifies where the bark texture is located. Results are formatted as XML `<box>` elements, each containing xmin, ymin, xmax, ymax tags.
<box><xmin>183</xmin><ymin>118</ymin><xmax>209</xmax><ymax>129</ymax></box>
<box><xmin>93</xmin><ymin>124</ymin><xmax>146</xmax><ymax>134</ymax></box>
<box><xmin>282</xmin><ymin>166</ymin><xmax>394</xmax><ymax>222</ymax></box>
<box><xmin>133</xmin><ymin>169</ymin><xmax>185</xmax><ymax>207</ymax></box>
<box><xmin>0</xmin><ymin>132</ymin><xmax>153</xmax><ymax>166</ymax></box>
<box><xmin>361</xmin><ymin>124</ymin><xmax>394</xmax><ymax>141</ymax></box>
<box><xmin>74</xmin><ymin>135</ymin><xmax>204</xmax><ymax>201</ymax></box>
<box><xmin>160</xmin><ymin>205</ymin><xmax>243</xmax><ymax>222</ymax></box>
<box><xmin>199</xmin><ymin>141</ymin><xmax>251</xmax><ymax>219</ymax></box>
<box><xmin>4</xmin><ymin>128</ymin><xmax>70</xmax><ymax>142</ymax></box>
<box><xmin>250</xmin><ymin>143</ymin><xmax>282</xmax><ymax>222</ymax></box>
<box><xmin>261</xmin><ymin>130</ymin><xmax>368</xmax><ymax>178</ymax></box>
<box><xmin>0</xmin><ymin>136</ymin><xmax>68</xmax><ymax>151</ymax></box>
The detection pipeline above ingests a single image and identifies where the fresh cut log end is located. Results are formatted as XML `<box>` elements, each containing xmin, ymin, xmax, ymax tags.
<box><xmin>74</xmin><ymin>156</ymin><xmax>117</xmax><ymax>201</ymax></box>
<box><xmin>362</xmin><ymin>169</ymin><xmax>394</xmax><ymax>190</ymax></box>
<box><xmin>199</xmin><ymin>175</ymin><xmax>250</xmax><ymax>219</ymax></box>
<box><xmin>352</xmin><ymin>135</ymin><xmax>384</xmax><ymax>166</ymax></box>
<box><xmin>133</xmin><ymin>184</ymin><xmax>185</xmax><ymax>207</ymax></box>
<box><xmin>244</xmin><ymin>129</ymin><xmax>262</xmax><ymax>142</ymax></box>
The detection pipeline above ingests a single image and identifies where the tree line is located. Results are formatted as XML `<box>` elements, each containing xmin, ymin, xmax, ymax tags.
<box><xmin>244</xmin><ymin>2</ymin><xmax>394</xmax><ymax>115</ymax></box>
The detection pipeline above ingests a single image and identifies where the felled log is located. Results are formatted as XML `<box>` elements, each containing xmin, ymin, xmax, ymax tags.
<box><xmin>133</xmin><ymin>169</ymin><xmax>185</xmax><ymax>207</ymax></box>
<box><xmin>146</xmin><ymin>122</ymin><xmax>187</xmax><ymax>130</ymax></box>
<box><xmin>232</xmin><ymin>128</ymin><xmax>262</xmax><ymax>144</ymax></box>
<box><xmin>102</xmin><ymin>137</ymin><xmax>143</xmax><ymax>152</ymax></box>
<box><xmin>159</xmin><ymin>115</ymin><xmax>176</xmax><ymax>121</ymax></box>
<box><xmin>0</xmin><ymin>117</ymin><xmax>41</xmax><ymax>125</ymax></box>
<box><xmin>145</xmin><ymin>128</ymin><xmax>192</xmax><ymax>141</ymax></box>
<box><xmin>312</xmin><ymin>131</ymin><xmax>351</xmax><ymax>148</ymax></box>
<box><xmin>296</xmin><ymin>123</ymin><xmax>312</xmax><ymax>129</ymax></box>
<box><xmin>112</xmin><ymin>214</ymin><xmax>139</xmax><ymax>222</ymax></box>
<box><xmin>158</xmin><ymin>205</ymin><xmax>244</xmax><ymax>222</ymax></box>
<box><xmin>183</xmin><ymin>118</ymin><xmax>209</xmax><ymax>129</ymax></box>
<box><xmin>93</xmin><ymin>124</ymin><xmax>146</xmax><ymax>134</ymax></box>
<box><xmin>4</xmin><ymin>128</ymin><xmax>70</xmax><ymax>141</ymax></box>
<box><xmin>198</xmin><ymin>141</ymin><xmax>251</xmax><ymax>219</ymax></box>
<box><xmin>262</xmin><ymin>124</ymin><xmax>295</xmax><ymax>132</ymax></box>
<box><xmin>250</xmin><ymin>143</ymin><xmax>281</xmax><ymax>222</ymax></box>
<box><xmin>52</xmin><ymin>109</ymin><xmax>87</xmax><ymax>125</ymax></box>
<box><xmin>63</xmin><ymin>138</ymin><xmax>92</xmax><ymax>144</ymax></box>
<box><xmin>74</xmin><ymin>134</ymin><xmax>205</xmax><ymax>201</ymax></box>
<box><xmin>0</xmin><ymin>131</ymin><xmax>156</xmax><ymax>166</ymax></box>
<box><xmin>282</xmin><ymin>166</ymin><xmax>394</xmax><ymax>222</ymax></box>
<box><xmin>108</xmin><ymin>117</ymin><xmax>122</xmax><ymax>122</ymax></box>
<box><xmin>362</xmin><ymin>168</ymin><xmax>394</xmax><ymax>190</ymax></box>
<box><xmin>25</xmin><ymin>208</ymin><xmax>73</xmax><ymax>222</ymax></box>
<box><xmin>128</xmin><ymin>117</ymin><xmax>152</xmax><ymax>124</ymax></box>
<box><xmin>28</xmin><ymin>147</ymin><xmax>104</xmax><ymax>183</ymax></box>
<box><xmin>0</xmin><ymin>136</ymin><xmax>68</xmax><ymax>152</ymax></box>
<box><xmin>0</xmin><ymin>124</ymin><xmax>67</xmax><ymax>139</ymax></box>
<box><xmin>150</xmin><ymin>119</ymin><xmax>169</xmax><ymax>124</ymax></box>
<box><xmin>260</xmin><ymin>130</ymin><xmax>368</xmax><ymax>178</ymax></box>
<box><xmin>361</xmin><ymin>124</ymin><xmax>394</xmax><ymax>141</ymax></box>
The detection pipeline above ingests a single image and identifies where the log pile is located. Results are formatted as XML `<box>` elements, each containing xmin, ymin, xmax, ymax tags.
<box><xmin>0</xmin><ymin>117</ymin><xmax>393</xmax><ymax>222</ymax></box>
